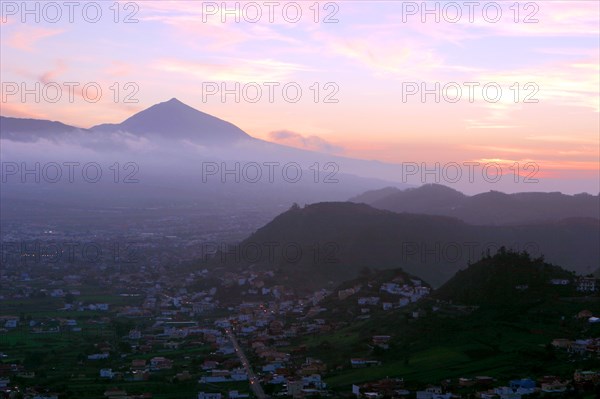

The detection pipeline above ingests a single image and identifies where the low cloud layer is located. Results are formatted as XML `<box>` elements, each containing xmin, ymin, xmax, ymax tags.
<box><xmin>269</xmin><ymin>130</ymin><xmax>343</xmax><ymax>154</ymax></box>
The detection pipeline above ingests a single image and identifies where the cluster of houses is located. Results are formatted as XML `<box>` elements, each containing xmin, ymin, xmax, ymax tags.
<box><xmin>338</xmin><ymin>276</ymin><xmax>432</xmax><ymax>314</ymax></box>
<box><xmin>1</xmin><ymin>246</ymin><xmax>598</xmax><ymax>399</ymax></box>
<box><xmin>199</xmin><ymin>368</ymin><xmax>248</xmax><ymax>383</ymax></box>
<box><xmin>547</xmin><ymin>276</ymin><xmax>598</xmax><ymax>292</ymax></box>
<box><xmin>351</xmin><ymin>374</ymin><xmax>600</xmax><ymax>399</ymax></box>
<box><xmin>551</xmin><ymin>337</ymin><xmax>600</xmax><ymax>355</ymax></box>
<box><xmin>68</xmin><ymin>279</ymin><xmax>339</xmax><ymax>394</ymax></box>
<box><xmin>198</xmin><ymin>390</ymin><xmax>249</xmax><ymax>399</ymax></box>
<box><xmin>200</xmin><ymin>370</ymin><xmax>329</xmax><ymax>398</ymax></box>
<box><xmin>575</xmin><ymin>276</ymin><xmax>597</xmax><ymax>292</ymax></box>
<box><xmin>202</xmin><ymin>312</ymin><xmax>332</xmax><ymax>395</ymax></box>
<box><xmin>0</xmin><ymin>315</ymin><xmax>88</xmax><ymax>333</ymax></box>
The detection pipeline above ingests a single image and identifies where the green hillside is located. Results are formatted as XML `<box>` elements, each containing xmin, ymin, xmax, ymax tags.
<box><xmin>434</xmin><ymin>248</ymin><xmax>577</xmax><ymax>307</ymax></box>
<box><xmin>205</xmin><ymin>202</ymin><xmax>599</xmax><ymax>289</ymax></box>
<box><xmin>291</xmin><ymin>250</ymin><xmax>600</xmax><ymax>388</ymax></box>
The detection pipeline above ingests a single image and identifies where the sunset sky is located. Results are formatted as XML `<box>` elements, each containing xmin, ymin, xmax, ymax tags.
<box><xmin>1</xmin><ymin>1</ymin><xmax>598</xmax><ymax>192</ymax></box>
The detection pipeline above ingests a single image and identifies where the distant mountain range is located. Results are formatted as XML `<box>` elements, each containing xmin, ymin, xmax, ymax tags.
<box><xmin>207</xmin><ymin>201</ymin><xmax>599</xmax><ymax>288</ymax></box>
<box><xmin>0</xmin><ymin>99</ymin><xmax>408</xmax><ymax>221</ymax></box>
<box><xmin>3</xmin><ymin>99</ymin><xmax>598</xmax><ymax>244</ymax></box>
<box><xmin>350</xmin><ymin>184</ymin><xmax>600</xmax><ymax>225</ymax></box>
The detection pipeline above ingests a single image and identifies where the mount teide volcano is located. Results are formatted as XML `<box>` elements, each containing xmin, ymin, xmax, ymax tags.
<box><xmin>0</xmin><ymin>98</ymin><xmax>410</xmax><ymax>184</ymax></box>
<box><xmin>0</xmin><ymin>99</ymin><xmax>404</xmax><ymax>221</ymax></box>
<box><xmin>90</xmin><ymin>98</ymin><xmax>253</xmax><ymax>144</ymax></box>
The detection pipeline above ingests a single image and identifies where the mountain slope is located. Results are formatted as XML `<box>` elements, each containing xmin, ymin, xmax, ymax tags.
<box><xmin>207</xmin><ymin>202</ymin><xmax>600</xmax><ymax>289</ymax></box>
<box><xmin>91</xmin><ymin>97</ymin><xmax>252</xmax><ymax>144</ymax></box>
<box><xmin>296</xmin><ymin>250</ymin><xmax>599</xmax><ymax>386</ymax></box>
<box><xmin>1</xmin><ymin>100</ymin><xmax>411</xmax><ymax>220</ymax></box>
<box><xmin>0</xmin><ymin>99</ymin><xmax>414</xmax><ymax>187</ymax></box>
<box><xmin>0</xmin><ymin>116</ymin><xmax>86</xmax><ymax>142</ymax></box>
<box><xmin>349</xmin><ymin>186</ymin><xmax>402</xmax><ymax>204</ymax></box>
<box><xmin>434</xmin><ymin>248</ymin><xmax>577</xmax><ymax>306</ymax></box>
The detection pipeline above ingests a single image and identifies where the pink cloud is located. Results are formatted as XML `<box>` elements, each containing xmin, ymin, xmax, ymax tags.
<box><xmin>269</xmin><ymin>130</ymin><xmax>344</xmax><ymax>154</ymax></box>
<box><xmin>0</xmin><ymin>102</ymin><xmax>47</xmax><ymax>119</ymax></box>
<box><xmin>5</xmin><ymin>27</ymin><xmax>65</xmax><ymax>51</ymax></box>
<box><xmin>314</xmin><ymin>30</ymin><xmax>444</xmax><ymax>79</ymax></box>
<box><xmin>155</xmin><ymin>58</ymin><xmax>309</xmax><ymax>82</ymax></box>
<box><xmin>104</xmin><ymin>61</ymin><xmax>134</xmax><ymax>78</ymax></box>
<box><xmin>39</xmin><ymin>60</ymin><xmax>68</xmax><ymax>84</ymax></box>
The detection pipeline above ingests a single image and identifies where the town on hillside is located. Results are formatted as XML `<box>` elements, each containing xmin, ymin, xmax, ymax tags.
<box><xmin>1</xmin><ymin>247</ymin><xmax>599</xmax><ymax>399</ymax></box>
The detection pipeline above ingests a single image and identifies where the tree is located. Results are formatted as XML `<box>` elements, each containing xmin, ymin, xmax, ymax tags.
<box><xmin>65</xmin><ymin>293</ymin><xmax>75</xmax><ymax>304</ymax></box>
<box><xmin>118</xmin><ymin>341</ymin><xmax>132</xmax><ymax>353</ymax></box>
<box><xmin>359</xmin><ymin>266</ymin><xmax>372</xmax><ymax>277</ymax></box>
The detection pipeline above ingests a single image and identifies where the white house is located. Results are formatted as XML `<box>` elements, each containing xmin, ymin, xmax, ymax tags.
<box><xmin>416</xmin><ymin>387</ymin><xmax>444</xmax><ymax>399</ymax></box>
<box><xmin>416</xmin><ymin>391</ymin><xmax>451</xmax><ymax>399</ymax></box>
<box><xmin>129</xmin><ymin>329</ymin><xmax>142</xmax><ymax>340</ymax></box>
<box><xmin>380</xmin><ymin>283</ymin><xmax>403</xmax><ymax>294</ymax></box>
<box><xmin>302</xmin><ymin>374</ymin><xmax>326</xmax><ymax>389</ymax></box>
<box><xmin>358</xmin><ymin>297</ymin><xmax>380</xmax><ymax>306</ymax></box>
<box><xmin>577</xmin><ymin>277</ymin><xmax>597</xmax><ymax>292</ymax></box>
<box><xmin>4</xmin><ymin>319</ymin><xmax>17</xmax><ymax>329</ymax></box>
<box><xmin>99</xmin><ymin>368</ymin><xmax>114</xmax><ymax>379</ymax></box>
<box><xmin>88</xmin><ymin>353</ymin><xmax>109</xmax><ymax>360</ymax></box>
<box><xmin>494</xmin><ymin>386</ymin><xmax>535</xmax><ymax>399</ymax></box>
<box><xmin>230</xmin><ymin>368</ymin><xmax>248</xmax><ymax>381</ymax></box>
<box><xmin>269</xmin><ymin>374</ymin><xmax>287</xmax><ymax>384</ymax></box>
<box><xmin>228</xmin><ymin>391</ymin><xmax>249</xmax><ymax>399</ymax></box>
<box><xmin>198</xmin><ymin>393</ymin><xmax>222</xmax><ymax>399</ymax></box>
